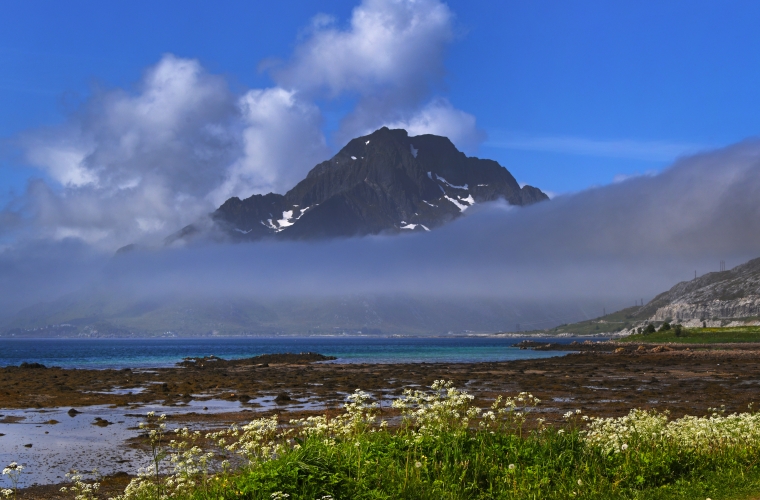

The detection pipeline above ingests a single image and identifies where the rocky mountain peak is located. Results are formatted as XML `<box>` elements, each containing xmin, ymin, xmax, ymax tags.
<box><xmin>193</xmin><ymin>127</ymin><xmax>549</xmax><ymax>242</ymax></box>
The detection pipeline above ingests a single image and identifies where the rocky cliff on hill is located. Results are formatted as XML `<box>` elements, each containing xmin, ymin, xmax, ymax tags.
<box><xmin>645</xmin><ymin>257</ymin><xmax>760</xmax><ymax>322</ymax></box>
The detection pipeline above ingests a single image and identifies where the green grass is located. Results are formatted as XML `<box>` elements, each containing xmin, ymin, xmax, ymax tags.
<box><xmin>620</xmin><ymin>326</ymin><xmax>760</xmax><ymax>344</ymax></box>
<box><xmin>187</xmin><ymin>431</ymin><xmax>760</xmax><ymax>500</ymax></box>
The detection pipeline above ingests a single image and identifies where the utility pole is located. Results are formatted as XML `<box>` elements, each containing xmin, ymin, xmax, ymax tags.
<box><xmin>695</xmin><ymin>270</ymin><xmax>697</xmax><ymax>280</ymax></box>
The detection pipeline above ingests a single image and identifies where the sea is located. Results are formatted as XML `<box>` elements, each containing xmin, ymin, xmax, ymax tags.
<box><xmin>0</xmin><ymin>336</ymin><xmax>585</xmax><ymax>369</ymax></box>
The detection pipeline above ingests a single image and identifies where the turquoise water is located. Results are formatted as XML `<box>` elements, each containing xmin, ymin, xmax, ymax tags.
<box><xmin>0</xmin><ymin>337</ymin><xmax>580</xmax><ymax>369</ymax></box>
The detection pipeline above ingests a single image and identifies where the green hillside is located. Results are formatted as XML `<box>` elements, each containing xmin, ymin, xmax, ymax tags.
<box><xmin>536</xmin><ymin>306</ymin><xmax>643</xmax><ymax>335</ymax></box>
<box><xmin>621</xmin><ymin>325</ymin><xmax>760</xmax><ymax>343</ymax></box>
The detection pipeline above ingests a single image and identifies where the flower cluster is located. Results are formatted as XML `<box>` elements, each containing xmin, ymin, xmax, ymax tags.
<box><xmin>165</xmin><ymin>427</ymin><xmax>216</xmax><ymax>496</ymax></box>
<box><xmin>209</xmin><ymin>414</ymin><xmax>286</xmax><ymax>465</ymax></box>
<box><xmin>1</xmin><ymin>462</ymin><xmax>23</xmax><ymax>499</ymax></box>
<box><xmin>392</xmin><ymin>380</ymin><xmax>480</xmax><ymax>435</ymax></box>
<box><xmin>60</xmin><ymin>470</ymin><xmax>100</xmax><ymax>500</ymax></box>
<box><xmin>481</xmin><ymin>392</ymin><xmax>541</xmax><ymax>434</ymax></box>
<box><xmin>392</xmin><ymin>380</ymin><xmax>541</xmax><ymax>438</ymax></box>
<box><xmin>290</xmin><ymin>389</ymin><xmax>381</xmax><ymax>442</ymax></box>
<box><xmin>583</xmin><ymin>407</ymin><xmax>760</xmax><ymax>455</ymax></box>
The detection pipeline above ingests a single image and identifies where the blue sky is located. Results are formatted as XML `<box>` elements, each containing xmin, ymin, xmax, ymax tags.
<box><xmin>3</xmin><ymin>0</ymin><xmax>760</xmax><ymax>322</ymax></box>
<box><xmin>2</xmin><ymin>1</ymin><xmax>760</xmax><ymax>207</ymax></box>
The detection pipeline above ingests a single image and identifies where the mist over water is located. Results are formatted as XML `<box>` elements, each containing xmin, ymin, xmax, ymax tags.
<box><xmin>2</xmin><ymin>135</ymin><xmax>760</xmax><ymax>331</ymax></box>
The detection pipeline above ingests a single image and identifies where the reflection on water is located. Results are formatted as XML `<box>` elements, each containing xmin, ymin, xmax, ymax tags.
<box><xmin>0</xmin><ymin>396</ymin><xmax>327</xmax><ymax>487</ymax></box>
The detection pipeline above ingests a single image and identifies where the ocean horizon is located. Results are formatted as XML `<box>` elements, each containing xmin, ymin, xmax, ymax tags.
<box><xmin>0</xmin><ymin>336</ymin><xmax>587</xmax><ymax>369</ymax></box>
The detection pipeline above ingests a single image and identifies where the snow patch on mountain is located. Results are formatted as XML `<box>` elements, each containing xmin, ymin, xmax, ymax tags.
<box><xmin>444</xmin><ymin>195</ymin><xmax>468</xmax><ymax>212</ymax></box>
<box><xmin>459</xmin><ymin>194</ymin><xmax>475</xmax><ymax>206</ymax></box>
<box><xmin>435</xmin><ymin>174</ymin><xmax>468</xmax><ymax>190</ymax></box>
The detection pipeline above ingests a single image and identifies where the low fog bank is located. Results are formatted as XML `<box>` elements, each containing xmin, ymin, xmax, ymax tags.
<box><xmin>2</xmin><ymin>138</ymin><xmax>760</xmax><ymax>331</ymax></box>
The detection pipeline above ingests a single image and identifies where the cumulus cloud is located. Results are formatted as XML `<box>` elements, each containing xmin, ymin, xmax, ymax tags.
<box><xmin>13</xmin><ymin>55</ymin><xmax>240</xmax><ymax>248</ymax></box>
<box><xmin>273</xmin><ymin>0</ymin><xmax>481</xmax><ymax>146</ymax></box>
<box><xmin>384</xmin><ymin>98</ymin><xmax>485</xmax><ymax>152</ymax></box>
<box><xmin>4</xmin><ymin>0</ymin><xmax>482</xmax><ymax>251</ymax></box>
<box><xmin>8</xmin><ymin>56</ymin><xmax>331</xmax><ymax>249</ymax></box>
<box><xmin>209</xmin><ymin>88</ymin><xmax>329</xmax><ymax>205</ymax></box>
<box><xmin>276</xmin><ymin>0</ymin><xmax>453</xmax><ymax>98</ymax></box>
<box><xmin>26</xmin><ymin>55</ymin><xmax>237</xmax><ymax>194</ymax></box>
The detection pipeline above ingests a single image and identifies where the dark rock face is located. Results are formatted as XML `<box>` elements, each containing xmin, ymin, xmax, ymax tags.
<box><xmin>208</xmin><ymin>127</ymin><xmax>548</xmax><ymax>241</ymax></box>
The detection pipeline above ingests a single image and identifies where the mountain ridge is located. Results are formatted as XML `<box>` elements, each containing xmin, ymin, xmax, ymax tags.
<box><xmin>174</xmin><ymin>127</ymin><xmax>548</xmax><ymax>243</ymax></box>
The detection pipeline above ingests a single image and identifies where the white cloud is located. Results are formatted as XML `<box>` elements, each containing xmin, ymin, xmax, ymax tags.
<box><xmin>25</xmin><ymin>142</ymin><xmax>96</xmax><ymax>187</ymax></box>
<box><xmin>14</xmin><ymin>54</ymin><xmax>240</xmax><ymax>248</ymax></box>
<box><xmin>385</xmin><ymin>98</ymin><xmax>485</xmax><ymax>152</ymax></box>
<box><xmin>209</xmin><ymin>88</ymin><xmax>329</xmax><ymax>205</ymax></box>
<box><xmin>277</xmin><ymin>0</ymin><xmax>453</xmax><ymax>96</ymax></box>
<box><xmin>12</xmin><ymin>57</ymin><xmax>330</xmax><ymax>249</ymax></box>
<box><xmin>274</xmin><ymin>0</ymin><xmax>475</xmax><ymax>145</ymax></box>
<box><xmin>5</xmin><ymin>0</ymin><xmax>484</xmax><ymax>251</ymax></box>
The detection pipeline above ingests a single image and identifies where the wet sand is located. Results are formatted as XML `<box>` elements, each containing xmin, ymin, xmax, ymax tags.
<box><xmin>3</xmin><ymin>345</ymin><xmax>760</xmax><ymax>498</ymax></box>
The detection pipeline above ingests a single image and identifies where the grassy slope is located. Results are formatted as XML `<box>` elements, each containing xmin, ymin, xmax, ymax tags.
<box><xmin>620</xmin><ymin>326</ymin><xmax>760</xmax><ymax>344</ymax></box>
<box><xmin>531</xmin><ymin>306</ymin><xmax>643</xmax><ymax>335</ymax></box>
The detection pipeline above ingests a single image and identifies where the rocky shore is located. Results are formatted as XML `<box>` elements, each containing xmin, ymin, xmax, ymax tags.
<box><xmin>4</xmin><ymin>347</ymin><xmax>760</xmax><ymax>497</ymax></box>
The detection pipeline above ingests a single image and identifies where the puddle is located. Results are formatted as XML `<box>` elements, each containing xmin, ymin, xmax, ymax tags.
<box><xmin>83</xmin><ymin>386</ymin><xmax>147</xmax><ymax>395</ymax></box>
<box><xmin>0</xmin><ymin>395</ymin><xmax>329</xmax><ymax>487</ymax></box>
<box><xmin>0</xmin><ymin>405</ymin><xmax>147</xmax><ymax>487</ymax></box>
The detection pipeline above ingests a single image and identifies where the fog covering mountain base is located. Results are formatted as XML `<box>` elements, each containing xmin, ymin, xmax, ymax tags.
<box><xmin>3</xmin><ymin>138</ymin><xmax>760</xmax><ymax>335</ymax></box>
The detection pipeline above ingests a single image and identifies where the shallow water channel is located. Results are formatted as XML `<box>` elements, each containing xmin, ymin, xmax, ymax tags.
<box><xmin>0</xmin><ymin>396</ymin><xmax>324</xmax><ymax>487</ymax></box>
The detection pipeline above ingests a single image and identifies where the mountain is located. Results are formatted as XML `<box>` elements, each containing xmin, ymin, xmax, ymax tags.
<box><xmin>175</xmin><ymin>127</ymin><xmax>547</xmax><ymax>243</ymax></box>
